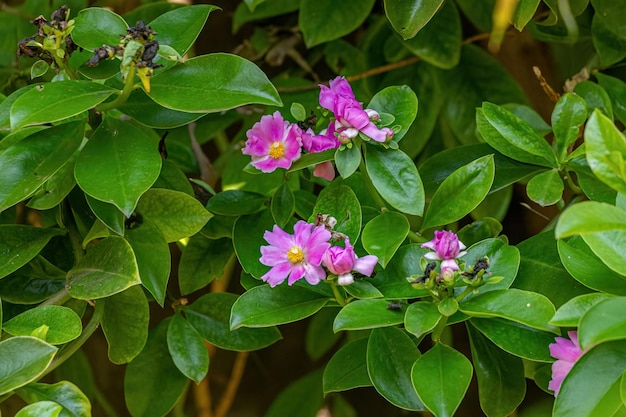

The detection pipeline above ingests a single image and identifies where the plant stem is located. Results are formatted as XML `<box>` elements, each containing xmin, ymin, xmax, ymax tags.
<box><xmin>214</xmin><ymin>351</ymin><xmax>249</xmax><ymax>417</ymax></box>
<box><xmin>455</xmin><ymin>286</ymin><xmax>474</xmax><ymax>303</ymax></box>
<box><xmin>329</xmin><ymin>282</ymin><xmax>346</xmax><ymax>306</ymax></box>
<box><xmin>430</xmin><ymin>315</ymin><xmax>449</xmax><ymax>342</ymax></box>
<box><xmin>96</xmin><ymin>63</ymin><xmax>137</xmax><ymax>112</ymax></box>
<box><xmin>39</xmin><ymin>287</ymin><xmax>71</xmax><ymax>306</ymax></box>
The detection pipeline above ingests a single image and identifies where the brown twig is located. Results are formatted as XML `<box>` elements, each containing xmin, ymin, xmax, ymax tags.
<box><xmin>214</xmin><ymin>351</ymin><xmax>250</xmax><ymax>417</ymax></box>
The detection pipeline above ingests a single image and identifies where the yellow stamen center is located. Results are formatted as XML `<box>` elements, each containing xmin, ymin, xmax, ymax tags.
<box><xmin>268</xmin><ymin>141</ymin><xmax>285</xmax><ymax>159</ymax></box>
<box><xmin>287</xmin><ymin>246</ymin><xmax>304</xmax><ymax>264</ymax></box>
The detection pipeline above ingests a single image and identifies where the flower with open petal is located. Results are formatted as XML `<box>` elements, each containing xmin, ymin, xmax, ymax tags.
<box><xmin>322</xmin><ymin>238</ymin><xmax>378</xmax><ymax>286</ymax></box>
<box><xmin>549</xmin><ymin>331</ymin><xmax>585</xmax><ymax>396</ymax></box>
<box><xmin>421</xmin><ymin>230</ymin><xmax>467</xmax><ymax>271</ymax></box>
<box><xmin>260</xmin><ymin>221</ymin><xmax>331</xmax><ymax>287</ymax></box>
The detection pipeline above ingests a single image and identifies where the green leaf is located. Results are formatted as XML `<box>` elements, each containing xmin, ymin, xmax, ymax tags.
<box><xmin>167</xmin><ymin>314</ymin><xmax>209</xmax><ymax>383</ymax></box>
<box><xmin>125</xmin><ymin>319</ymin><xmax>188</xmax><ymax>417</ymax></box>
<box><xmin>512</xmin><ymin>0</ymin><xmax>540</xmax><ymax>29</ymax></box>
<box><xmin>557</xmin><ymin>237</ymin><xmax>626</xmax><ymax>295</ymax></box>
<box><xmin>422</xmin><ymin>155</ymin><xmax>495</xmax><ymax>230</ymax></box>
<box><xmin>592</xmin><ymin>13</ymin><xmax>626</xmax><ymax>68</ymax></box>
<box><xmin>149</xmin><ymin>5</ymin><xmax>218</xmax><ymax>57</ymax></box>
<box><xmin>136</xmin><ymin>188</ymin><xmax>211</xmax><ymax>242</ymax></box>
<box><xmin>30</xmin><ymin>60</ymin><xmax>49</xmax><ymax>79</ymax></box>
<box><xmin>384</xmin><ymin>0</ymin><xmax>444</xmax><ymax>39</ymax></box>
<box><xmin>85</xmin><ymin>195</ymin><xmax>124</xmax><ymax>235</ymax></box>
<box><xmin>343</xmin><ymin>280</ymin><xmax>384</xmax><ymax>299</ymax></box>
<box><xmin>367</xmin><ymin>85</ymin><xmax>419</xmax><ymax>141</ymax></box>
<box><xmin>556</xmin><ymin>201</ymin><xmax>626</xmax><ymax>237</ymax></box>
<box><xmin>467</xmin><ymin>324</ymin><xmax>525</xmax><ymax>417</ymax></box>
<box><xmin>231</xmin><ymin>285</ymin><xmax>329</xmax><ymax>329</ymax></box>
<box><xmin>477</xmin><ymin>103</ymin><xmax>558</xmax><ymax>168</ymax></box>
<box><xmin>551</xmin><ymin>293</ymin><xmax>615</xmax><ymax>327</ymax></box>
<box><xmin>27</xmin><ymin>149</ymin><xmax>79</xmax><ymax>211</ymax></box>
<box><xmin>3</xmin><ymin>306</ymin><xmax>82</xmax><ymax>345</ymax></box>
<box><xmin>398</xmin><ymin>1</ymin><xmax>461</xmax><ymax>69</ymax></box>
<box><xmin>581</xmin><ymin>231</ymin><xmax>626</xmax><ymax>277</ymax></box>
<box><xmin>72</xmin><ymin>8</ymin><xmax>128</xmax><ymax>50</ymax></box>
<box><xmin>206</xmin><ymin>190</ymin><xmax>267</xmax><ymax>216</ymax></box>
<box><xmin>289</xmin><ymin>149</ymin><xmax>335</xmax><ymax>173</ymax></box>
<box><xmin>335</xmin><ymin>145</ymin><xmax>361</xmax><ymax>179</ymax></box>
<box><xmin>186</xmin><ymin>292</ymin><xmax>282</xmax><ymax>350</ymax></box>
<box><xmin>74</xmin><ymin>117</ymin><xmax>161</xmax><ymax>217</ymax></box>
<box><xmin>459</xmin><ymin>289</ymin><xmax>558</xmax><ymax>333</ymax></box>
<box><xmin>323</xmin><ymin>337</ymin><xmax>371</xmax><ymax>393</ymax></box>
<box><xmin>124</xmin><ymin>218</ymin><xmax>171</xmax><ymax>306</ymax></box>
<box><xmin>552</xmin><ymin>93</ymin><xmax>587</xmax><ymax>162</ymax></box>
<box><xmin>233</xmin><ymin>210</ymin><xmax>276</xmax><ymax>278</ymax></box>
<box><xmin>574</xmin><ymin>80</ymin><xmax>613</xmax><ymax>119</ymax></box>
<box><xmin>361</xmin><ymin>211</ymin><xmax>409</xmax><ymax>267</ymax></box>
<box><xmin>308</xmin><ymin>185</ymin><xmax>362</xmax><ymax>243</ymax></box>
<box><xmin>305</xmin><ymin>307</ymin><xmax>342</xmax><ymax>360</ymax></box>
<box><xmin>365</xmin><ymin>145</ymin><xmax>425</xmax><ymax>216</ymax></box>
<box><xmin>584</xmin><ymin>109</ymin><xmax>626</xmax><ymax>194</ymax></box>
<box><xmin>179</xmin><ymin>236</ymin><xmax>232</xmax><ymax>295</ymax></box>
<box><xmin>271</xmin><ymin>184</ymin><xmax>295</xmax><ymax>228</ymax></box>
<box><xmin>17</xmin><ymin>381</ymin><xmax>90</xmax><ymax>417</ymax></box>
<box><xmin>232</xmin><ymin>0</ymin><xmax>299</xmax><ymax>31</ymax></box>
<box><xmin>579</xmin><ymin>297</ymin><xmax>626</xmax><ymax>348</ymax></box>
<box><xmin>468</xmin><ymin>318</ymin><xmax>554</xmax><ymax>362</ymax></box>
<box><xmin>15</xmin><ymin>401</ymin><xmax>63</xmax><ymax>417</ymax></box>
<box><xmin>102</xmin><ymin>286</ymin><xmax>149</xmax><ymax>364</ymax></box>
<box><xmin>150</xmin><ymin>54</ymin><xmax>282</xmax><ymax>112</ymax></box>
<box><xmin>10</xmin><ymin>81</ymin><xmax>114</xmax><ymax>129</ymax></box>
<box><xmin>370</xmin><ymin>244</ymin><xmax>430</xmax><ymax>299</ymax></box>
<box><xmin>0</xmin><ymin>226</ymin><xmax>64</xmax><ymax>279</ymax></box>
<box><xmin>67</xmin><ymin>236</ymin><xmax>141</xmax><ymax>299</ymax></box>
<box><xmin>411</xmin><ymin>342</ymin><xmax>473</xmax><ymax>417</ymax></box>
<box><xmin>526</xmin><ymin>168</ymin><xmax>564</xmax><ymax>206</ymax></box>
<box><xmin>0</xmin><ymin>122</ymin><xmax>84</xmax><ymax>212</ymax></box>
<box><xmin>333</xmin><ymin>299</ymin><xmax>405</xmax><ymax>331</ymax></box>
<box><xmin>265</xmin><ymin>369</ymin><xmax>324</xmax><ymax>417</ymax></box>
<box><xmin>596</xmin><ymin>73</ymin><xmax>626</xmax><ymax>125</ymax></box>
<box><xmin>367</xmin><ymin>327</ymin><xmax>425</xmax><ymax>411</ymax></box>
<box><xmin>554</xmin><ymin>340</ymin><xmax>626</xmax><ymax>417</ymax></box>
<box><xmin>404</xmin><ymin>301</ymin><xmax>442</xmax><ymax>339</ymax></box>
<box><xmin>0</xmin><ymin>336</ymin><xmax>57</xmax><ymax>396</ymax></box>
<box><xmin>118</xmin><ymin>90</ymin><xmax>204</xmax><ymax>129</ymax></box>
<box><xmin>299</xmin><ymin>0</ymin><xmax>376</xmax><ymax>47</ymax></box>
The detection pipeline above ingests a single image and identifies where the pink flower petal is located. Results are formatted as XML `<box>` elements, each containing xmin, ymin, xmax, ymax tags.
<box><xmin>353</xmin><ymin>255</ymin><xmax>378</xmax><ymax>276</ymax></box>
<box><xmin>262</xmin><ymin>262</ymin><xmax>292</xmax><ymax>287</ymax></box>
<box><xmin>303</xmin><ymin>263</ymin><xmax>326</xmax><ymax>285</ymax></box>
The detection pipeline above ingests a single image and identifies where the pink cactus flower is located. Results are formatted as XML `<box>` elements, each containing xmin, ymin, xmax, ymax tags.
<box><xmin>322</xmin><ymin>238</ymin><xmax>378</xmax><ymax>286</ymax></box>
<box><xmin>549</xmin><ymin>331</ymin><xmax>585</xmax><ymax>396</ymax></box>
<box><xmin>260</xmin><ymin>221</ymin><xmax>331</xmax><ymax>287</ymax></box>
<box><xmin>421</xmin><ymin>230</ymin><xmax>467</xmax><ymax>271</ymax></box>
<box><xmin>242</xmin><ymin>111</ymin><xmax>302</xmax><ymax>173</ymax></box>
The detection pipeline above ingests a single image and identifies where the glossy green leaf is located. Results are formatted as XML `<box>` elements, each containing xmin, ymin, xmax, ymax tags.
<box><xmin>125</xmin><ymin>218</ymin><xmax>171</xmax><ymax>305</ymax></box>
<box><xmin>526</xmin><ymin>168</ymin><xmax>564</xmax><ymax>206</ymax></box>
<box><xmin>102</xmin><ymin>286</ymin><xmax>149</xmax><ymax>364</ymax></box>
<box><xmin>596</xmin><ymin>73</ymin><xmax>626</xmax><ymax>125</ymax></box>
<box><xmin>557</xmin><ymin>237</ymin><xmax>626</xmax><ymax>295</ymax></box>
<box><xmin>233</xmin><ymin>209</ymin><xmax>276</xmax><ymax>279</ymax></box>
<box><xmin>457</xmin><ymin>217</ymin><xmax>503</xmax><ymax>246</ymax></box>
<box><xmin>3</xmin><ymin>306</ymin><xmax>82</xmax><ymax>345</ymax></box>
<box><xmin>335</xmin><ymin>144</ymin><xmax>361</xmax><ymax>179</ymax></box>
<box><xmin>333</xmin><ymin>299</ymin><xmax>405</xmax><ymax>332</ymax></box>
<box><xmin>404</xmin><ymin>301</ymin><xmax>441</xmax><ymax>339</ymax></box>
<box><xmin>167</xmin><ymin>314</ymin><xmax>209</xmax><ymax>383</ymax></box>
<box><xmin>579</xmin><ymin>297</ymin><xmax>626</xmax><ymax>348</ymax></box>
<box><xmin>574</xmin><ymin>80</ymin><xmax>613</xmax><ymax>119</ymax></box>
<box><xmin>186</xmin><ymin>292</ymin><xmax>282</xmax><ymax>350</ymax></box>
<box><xmin>125</xmin><ymin>319</ymin><xmax>188</xmax><ymax>417</ymax></box>
<box><xmin>271</xmin><ymin>184</ymin><xmax>295</xmax><ymax>228</ymax></box>
<box><xmin>72</xmin><ymin>8</ymin><xmax>128</xmax><ymax>50</ymax></box>
<box><xmin>67</xmin><ymin>236</ymin><xmax>141</xmax><ymax>300</ymax></box>
<box><xmin>231</xmin><ymin>284</ymin><xmax>329</xmax><ymax>329</ymax></box>
<box><xmin>477</xmin><ymin>103</ymin><xmax>558</xmax><ymax>168</ymax></box>
<box><xmin>299</xmin><ymin>0</ymin><xmax>376</xmax><ymax>47</ymax></box>
<box><xmin>85</xmin><ymin>195</ymin><xmax>124</xmax><ymax>236</ymax></box>
<box><xmin>467</xmin><ymin>324</ymin><xmax>525</xmax><ymax>417</ymax></box>
<box><xmin>554</xmin><ymin>340</ymin><xmax>626</xmax><ymax>417</ymax></box>
<box><xmin>150</xmin><ymin>54</ymin><xmax>282</xmax><ymax>112</ymax></box>
<box><xmin>582</xmin><ymin>230</ymin><xmax>626</xmax><ymax>276</ymax></box>
<box><xmin>399</xmin><ymin>1</ymin><xmax>461</xmax><ymax>69</ymax></box>
<box><xmin>30</xmin><ymin>60</ymin><xmax>49</xmax><ymax>79</ymax></box>
<box><xmin>10</xmin><ymin>81</ymin><xmax>114</xmax><ymax>129</ymax></box>
<box><xmin>361</xmin><ymin>211</ymin><xmax>409</xmax><ymax>267</ymax></box>
<box><xmin>149</xmin><ymin>5</ymin><xmax>218</xmax><ymax>57</ymax></box>
<box><xmin>365</xmin><ymin>145</ymin><xmax>425</xmax><ymax>216</ymax></box>
<box><xmin>368</xmin><ymin>327</ymin><xmax>425</xmax><ymax>411</ymax></box>
<box><xmin>556</xmin><ymin>201</ymin><xmax>626</xmax><ymax>238</ymax></box>
<box><xmin>0</xmin><ymin>86</ymin><xmax>35</xmax><ymax>132</ymax></box>
<box><xmin>179</xmin><ymin>236</ymin><xmax>232</xmax><ymax>295</ymax></box>
<box><xmin>367</xmin><ymin>85</ymin><xmax>419</xmax><ymax>140</ymax></box>
<box><xmin>411</xmin><ymin>342</ymin><xmax>472</xmax><ymax>417</ymax></box>
<box><xmin>343</xmin><ymin>280</ymin><xmax>384</xmax><ymax>299</ymax></box>
<box><xmin>0</xmin><ymin>336</ymin><xmax>57</xmax><ymax>396</ymax></box>
<box><xmin>136</xmin><ymin>188</ymin><xmax>211</xmax><ymax>242</ymax></box>
<box><xmin>422</xmin><ymin>155</ymin><xmax>495</xmax><ymax>230</ymax></box>
<box><xmin>305</xmin><ymin>307</ymin><xmax>342</xmax><ymax>360</ymax></box>
<box><xmin>568</xmin><ymin>154</ymin><xmax>617</xmax><ymax>203</ymax></box>
<box><xmin>0</xmin><ymin>122</ymin><xmax>84</xmax><ymax>212</ymax></box>
<box><xmin>552</xmin><ymin>93</ymin><xmax>587</xmax><ymax>162</ymax></box>
<box><xmin>384</xmin><ymin>0</ymin><xmax>444</xmax><ymax>39</ymax></box>
<box><xmin>27</xmin><ymin>149</ymin><xmax>79</xmax><ymax>211</ymax></box>
<box><xmin>592</xmin><ymin>12</ymin><xmax>626</xmax><ymax>69</ymax></box>
<box><xmin>459</xmin><ymin>289</ymin><xmax>557</xmax><ymax>333</ymax></box>
<box><xmin>370</xmin><ymin>244</ymin><xmax>430</xmax><ymax>299</ymax></box>
<box><xmin>265</xmin><ymin>369</ymin><xmax>324</xmax><ymax>417</ymax></box>
<box><xmin>0</xmin><ymin>226</ymin><xmax>64</xmax><ymax>279</ymax></box>
<box><xmin>439</xmin><ymin>298</ymin><xmax>459</xmax><ymax>317</ymax></box>
<box><xmin>584</xmin><ymin>109</ymin><xmax>626</xmax><ymax>194</ymax></box>
<box><xmin>118</xmin><ymin>90</ymin><xmax>204</xmax><ymax>129</ymax></box>
<box><xmin>288</xmin><ymin>149</ymin><xmax>335</xmax><ymax>174</ymax></box>
<box><xmin>232</xmin><ymin>0</ymin><xmax>300</xmax><ymax>31</ymax></box>
<box><xmin>206</xmin><ymin>190</ymin><xmax>267</xmax><ymax>216</ymax></box>
<box><xmin>0</xmin><ymin>257</ymin><xmax>65</xmax><ymax>304</ymax></box>
<box><xmin>74</xmin><ymin>117</ymin><xmax>161</xmax><ymax>217</ymax></box>
<box><xmin>15</xmin><ymin>401</ymin><xmax>63</xmax><ymax>417</ymax></box>
<box><xmin>17</xmin><ymin>381</ymin><xmax>90</xmax><ymax>417</ymax></box>
<box><xmin>469</xmin><ymin>318</ymin><xmax>554</xmax><ymax>362</ymax></box>
<box><xmin>512</xmin><ymin>0</ymin><xmax>540</xmax><ymax>29</ymax></box>
<box><xmin>308</xmin><ymin>185</ymin><xmax>362</xmax><ymax>243</ymax></box>
<box><xmin>323</xmin><ymin>337</ymin><xmax>371</xmax><ymax>393</ymax></box>
<box><xmin>551</xmin><ymin>293</ymin><xmax>615</xmax><ymax>327</ymax></box>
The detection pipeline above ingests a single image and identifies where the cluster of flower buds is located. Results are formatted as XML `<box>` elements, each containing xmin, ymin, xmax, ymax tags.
<box><xmin>259</xmin><ymin>215</ymin><xmax>378</xmax><ymax>287</ymax></box>
<box><xmin>17</xmin><ymin>4</ymin><xmax>78</xmax><ymax>69</ymax></box>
